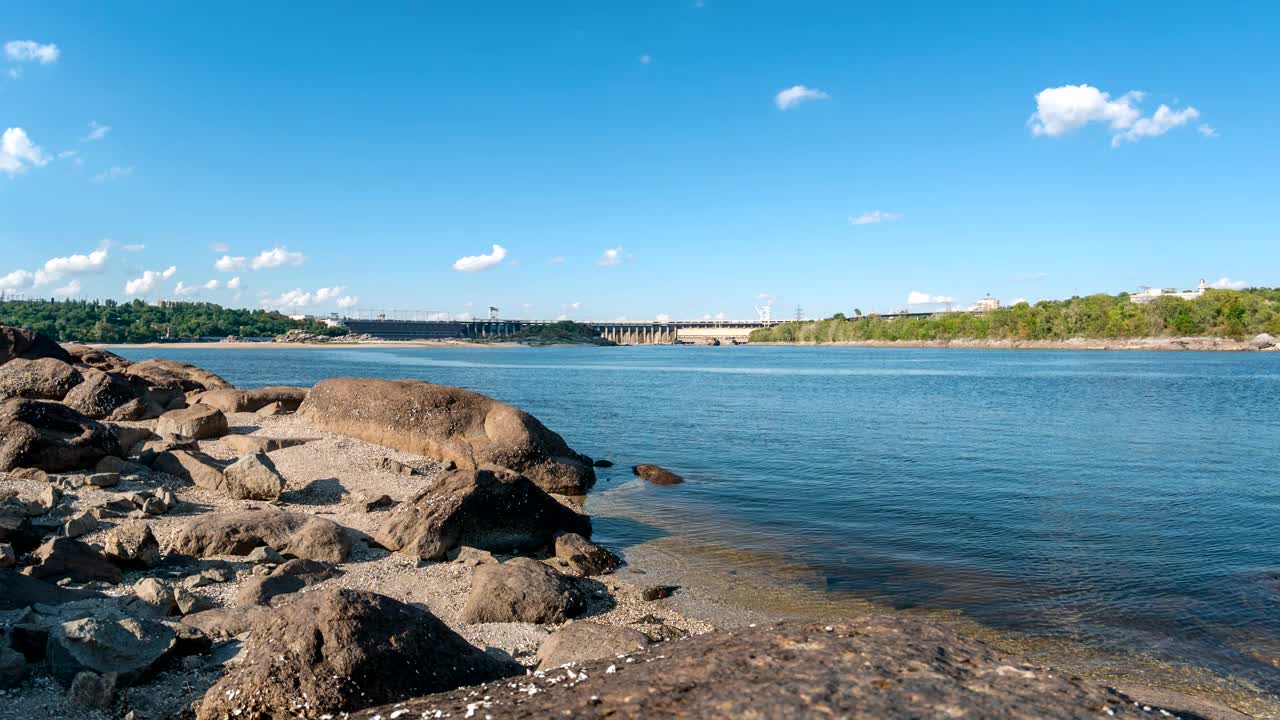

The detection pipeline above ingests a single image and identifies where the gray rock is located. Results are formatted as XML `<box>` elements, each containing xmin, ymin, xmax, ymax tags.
<box><xmin>131</xmin><ymin>578</ymin><xmax>177</xmax><ymax>616</ymax></box>
<box><xmin>350</xmin><ymin>491</ymin><xmax>393</xmax><ymax>512</ymax></box>
<box><xmin>376</xmin><ymin>456</ymin><xmax>417</xmax><ymax>476</ymax></box>
<box><xmin>245</xmin><ymin>545</ymin><xmax>284</xmax><ymax>564</ymax></box>
<box><xmin>155</xmin><ymin>404</ymin><xmax>227</xmax><ymax>441</ymax></box>
<box><xmin>221</xmin><ymin>434</ymin><xmax>310</xmax><ymax>455</ymax></box>
<box><xmin>0</xmin><ymin>568</ymin><xmax>103</xmax><ymax>610</ymax></box>
<box><xmin>0</xmin><ymin>645</ymin><xmax>26</xmax><ymax>689</ymax></box>
<box><xmin>1250</xmin><ymin>332</ymin><xmax>1278</xmax><ymax>349</ymax></box>
<box><xmin>174</xmin><ymin>586</ymin><xmax>213</xmax><ymax>615</ymax></box>
<box><xmin>170</xmin><ymin>510</ymin><xmax>350</xmax><ymax>563</ymax></box>
<box><xmin>536</xmin><ymin>621</ymin><xmax>650</xmax><ymax>668</ymax></box>
<box><xmin>62</xmin><ymin>511</ymin><xmax>98</xmax><ymax>539</ymax></box>
<box><xmin>85</xmin><ymin>472</ymin><xmax>120</xmax><ymax>488</ymax></box>
<box><xmin>66</xmin><ymin>670</ymin><xmax>116</xmax><ymax>707</ymax></box>
<box><xmin>37</xmin><ymin>485</ymin><xmax>61</xmax><ymax>510</ymax></box>
<box><xmin>102</xmin><ymin>524</ymin><xmax>162</xmax><ymax>568</ymax></box>
<box><xmin>151</xmin><ymin>449</ymin><xmax>225</xmax><ymax>491</ymax></box>
<box><xmin>28</xmin><ymin>537</ymin><xmax>123</xmax><ymax>584</ymax></box>
<box><xmin>554</xmin><ymin>532</ymin><xmax>621</xmax><ymax>577</ymax></box>
<box><xmin>47</xmin><ymin>616</ymin><xmax>177</xmax><ymax>685</ymax></box>
<box><xmin>222</xmin><ymin>453</ymin><xmax>285</xmax><ymax>500</ymax></box>
<box><xmin>235</xmin><ymin>558</ymin><xmax>337</xmax><ymax>607</ymax></box>
<box><xmin>461</xmin><ymin>557</ymin><xmax>584</xmax><ymax>625</ymax></box>
<box><xmin>448</xmin><ymin>546</ymin><xmax>496</xmax><ymax>567</ymax></box>
<box><xmin>181</xmin><ymin>606</ymin><xmax>273</xmax><ymax>640</ymax></box>
<box><xmin>93</xmin><ymin>456</ymin><xmax>149</xmax><ymax>476</ymax></box>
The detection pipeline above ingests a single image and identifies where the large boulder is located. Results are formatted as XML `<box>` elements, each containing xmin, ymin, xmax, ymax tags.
<box><xmin>0</xmin><ymin>325</ymin><xmax>72</xmax><ymax>366</ymax></box>
<box><xmin>235</xmin><ymin>558</ymin><xmax>337</xmax><ymax>606</ymax></box>
<box><xmin>151</xmin><ymin>449</ymin><xmax>226</xmax><ymax>490</ymax></box>
<box><xmin>360</xmin><ymin>619</ymin><xmax>1172</xmax><ymax>719</ymax></box>
<box><xmin>170</xmin><ymin>509</ymin><xmax>350</xmax><ymax>563</ymax></box>
<box><xmin>27</xmin><ymin>538</ymin><xmax>124</xmax><ymax>584</ymax></box>
<box><xmin>222</xmin><ymin>453</ymin><xmax>286</xmax><ymax>500</ymax></box>
<box><xmin>1250</xmin><ymin>333</ymin><xmax>1278</xmax><ymax>350</ymax></box>
<box><xmin>47</xmin><ymin>616</ymin><xmax>177</xmax><ymax>685</ymax></box>
<box><xmin>61</xmin><ymin>344</ymin><xmax>132</xmax><ymax>373</ymax></box>
<box><xmin>536</xmin><ymin>621</ymin><xmax>650</xmax><ymax>668</ymax></box>
<box><xmin>192</xmin><ymin>386</ymin><xmax>309</xmax><ymax>414</ymax></box>
<box><xmin>123</xmin><ymin>358</ymin><xmax>233</xmax><ymax>393</ymax></box>
<box><xmin>373</xmin><ymin>469</ymin><xmax>591</xmax><ymax>561</ymax></box>
<box><xmin>181</xmin><ymin>606</ymin><xmax>274</xmax><ymax>640</ymax></box>
<box><xmin>156</xmin><ymin>404</ymin><xmax>227</xmax><ymax>440</ymax></box>
<box><xmin>460</xmin><ymin>557</ymin><xmax>583</xmax><ymax>624</ymax></box>
<box><xmin>633</xmin><ymin>463</ymin><xmax>684</xmax><ymax>485</ymax></box>
<box><xmin>0</xmin><ymin>398</ymin><xmax>123</xmax><ymax>472</ymax></box>
<box><xmin>61</xmin><ymin>368</ymin><xmax>139</xmax><ymax>418</ymax></box>
<box><xmin>0</xmin><ymin>568</ymin><xmax>102</xmax><ymax>610</ymax></box>
<box><xmin>299</xmin><ymin>378</ymin><xmax>596</xmax><ymax>494</ymax></box>
<box><xmin>0</xmin><ymin>357</ymin><xmax>83</xmax><ymax>401</ymax></box>
<box><xmin>196</xmin><ymin>589</ymin><xmax>521</xmax><ymax>720</ymax></box>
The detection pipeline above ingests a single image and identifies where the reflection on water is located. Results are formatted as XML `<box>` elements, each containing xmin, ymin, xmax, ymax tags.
<box><xmin>113</xmin><ymin>344</ymin><xmax>1280</xmax><ymax>703</ymax></box>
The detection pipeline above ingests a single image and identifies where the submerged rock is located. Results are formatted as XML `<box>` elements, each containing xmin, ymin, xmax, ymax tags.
<box><xmin>299</xmin><ymin>378</ymin><xmax>596</xmax><ymax>494</ymax></box>
<box><xmin>170</xmin><ymin>509</ymin><xmax>351</xmax><ymax>563</ymax></box>
<box><xmin>461</xmin><ymin>557</ymin><xmax>583</xmax><ymax>625</ymax></box>
<box><xmin>373</xmin><ymin>469</ymin><xmax>591</xmax><ymax>561</ymax></box>
<box><xmin>196</xmin><ymin>588</ymin><xmax>521</xmax><ymax>720</ymax></box>
<box><xmin>633</xmin><ymin>463</ymin><xmax>684</xmax><ymax>485</ymax></box>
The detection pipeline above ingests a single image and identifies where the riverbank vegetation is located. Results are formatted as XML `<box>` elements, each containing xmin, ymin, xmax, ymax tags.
<box><xmin>509</xmin><ymin>320</ymin><xmax>608</xmax><ymax>344</ymax></box>
<box><xmin>0</xmin><ymin>298</ymin><xmax>343</xmax><ymax>343</ymax></box>
<box><xmin>750</xmin><ymin>289</ymin><xmax>1280</xmax><ymax>343</ymax></box>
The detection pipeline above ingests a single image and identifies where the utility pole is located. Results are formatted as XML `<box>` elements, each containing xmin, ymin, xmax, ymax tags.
<box><xmin>794</xmin><ymin>306</ymin><xmax>804</xmax><ymax>322</ymax></box>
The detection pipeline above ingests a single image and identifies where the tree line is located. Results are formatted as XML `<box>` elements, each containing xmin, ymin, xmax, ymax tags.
<box><xmin>0</xmin><ymin>298</ymin><xmax>346</xmax><ymax>343</ymax></box>
<box><xmin>749</xmin><ymin>288</ymin><xmax>1280</xmax><ymax>343</ymax></box>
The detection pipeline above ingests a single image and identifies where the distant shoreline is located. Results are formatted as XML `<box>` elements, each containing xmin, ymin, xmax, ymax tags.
<box><xmin>752</xmin><ymin>336</ymin><xmax>1277</xmax><ymax>352</ymax></box>
<box><xmin>100</xmin><ymin>339</ymin><xmax>541</xmax><ymax>350</ymax></box>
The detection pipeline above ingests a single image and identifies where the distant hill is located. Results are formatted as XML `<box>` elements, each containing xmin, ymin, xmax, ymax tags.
<box><xmin>0</xmin><ymin>298</ymin><xmax>345</xmax><ymax>343</ymax></box>
<box><xmin>750</xmin><ymin>288</ymin><xmax>1280</xmax><ymax>343</ymax></box>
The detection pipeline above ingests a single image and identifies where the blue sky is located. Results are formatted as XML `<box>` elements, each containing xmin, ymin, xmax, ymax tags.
<box><xmin>2</xmin><ymin>1</ymin><xmax>1277</xmax><ymax>321</ymax></box>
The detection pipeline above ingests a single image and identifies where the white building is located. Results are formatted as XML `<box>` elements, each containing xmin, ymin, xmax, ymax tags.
<box><xmin>1130</xmin><ymin>279</ymin><xmax>1207</xmax><ymax>304</ymax></box>
<box><xmin>974</xmin><ymin>295</ymin><xmax>1001</xmax><ymax>312</ymax></box>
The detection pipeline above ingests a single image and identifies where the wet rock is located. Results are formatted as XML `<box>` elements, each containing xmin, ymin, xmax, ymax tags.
<box><xmin>0</xmin><ymin>399</ymin><xmax>123</xmax><ymax>473</ymax></box>
<box><xmin>102</xmin><ymin>524</ymin><xmax>162</xmax><ymax>568</ymax></box>
<box><xmin>222</xmin><ymin>453</ymin><xmax>285</xmax><ymax>500</ymax></box>
<box><xmin>0</xmin><ymin>357</ymin><xmax>83</xmax><ymax>401</ymax></box>
<box><xmin>28</xmin><ymin>538</ymin><xmax>123</xmax><ymax>584</ymax></box>
<box><xmin>0</xmin><ymin>542</ymin><xmax>14</xmax><ymax>568</ymax></box>
<box><xmin>151</xmin><ymin>449</ymin><xmax>225</xmax><ymax>491</ymax></box>
<box><xmin>221</xmin><ymin>434</ymin><xmax>310</xmax><ymax>455</ymax></box>
<box><xmin>131</xmin><ymin>578</ymin><xmax>177</xmax><ymax>616</ymax></box>
<box><xmin>0</xmin><ymin>325</ymin><xmax>73</xmax><ymax>366</ymax></box>
<box><xmin>235</xmin><ymin>558</ymin><xmax>337</xmax><ymax>607</ymax></box>
<box><xmin>359</xmin><ymin>620</ymin><xmax>1167</xmax><ymax>720</ymax></box>
<box><xmin>170</xmin><ymin>509</ymin><xmax>351</xmax><ymax>563</ymax></box>
<box><xmin>66</xmin><ymin>670</ymin><xmax>116</xmax><ymax>707</ymax></box>
<box><xmin>554</xmin><ymin>532</ymin><xmax>621</xmax><ymax>577</ymax></box>
<box><xmin>633</xmin><ymin>463</ymin><xmax>684</xmax><ymax>485</ymax></box>
<box><xmin>300</xmin><ymin>378</ymin><xmax>596</xmax><ymax>494</ymax></box>
<box><xmin>181</xmin><ymin>606</ymin><xmax>273</xmax><ymax>640</ymax></box>
<box><xmin>461</xmin><ymin>557</ymin><xmax>583</xmax><ymax>625</ymax></box>
<box><xmin>47</xmin><ymin>616</ymin><xmax>177</xmax><ymax>685</ymax></box>
<box><xmin>156</xmin><ymin>404</ymin><xmax>227</xmax><ymax>441</ymax></box>
<box><xmin>536</xmin><ymin>621</ymin><xmax>650</xmax><ymax>669</ymax></box>
<box><xmin>0</xmin><ymin>646</ymin><xmax>28</xmax><ymax>689</ymax></box>
<box><xmin>195</xmin><ymin>588</ymin><xmax>521</xmax><ymax>720</ymax></box>
<box><xmin>62</xmin><ymin>511</ymin><xmax>98</xmax><ymax>538</ymax></box>
<box><xmin>123</xmin><ymin>358</ymin><xmax>233</xmax><ymax>394</ymax></box>
<box><xmin>641</xmin><ymin>584</ymin><xmax>679</xmax><ymax>601</ymax></box>
<box><xmin>191</xmin><ymin>386</ymin><xmax>309</xmax><ymax>414</ymax></box>
<box><xmin>374</xmin><ymin>469</ymin><xmax>591</xmax><ymax>561</ymax></box>
<box><xmin>593</xmin><ymin>458</ymin><xmax>614</xmax><ymax>468</ymax></box>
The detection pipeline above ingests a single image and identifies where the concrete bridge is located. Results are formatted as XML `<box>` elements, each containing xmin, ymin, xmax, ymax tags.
<box><xmin>338</xmin><ymin>314</ymin><xmax>928</xmax><ymax>345</ymax></box>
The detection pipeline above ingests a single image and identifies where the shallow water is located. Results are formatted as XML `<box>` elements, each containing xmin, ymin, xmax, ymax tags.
<box><xmin>115</xmin><ymin>345</ymin><xmax>1280</xmax><ymax>691</ymax></box>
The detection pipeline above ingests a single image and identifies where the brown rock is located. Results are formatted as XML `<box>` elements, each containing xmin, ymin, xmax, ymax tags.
<box><xmin>235</xmin><ymin>558</ymin><xmax>338</xmax><ymax>606</ymax></box>
<box><xmin>253</xmin><ymin>401</ymin><xmax>288</xmax><ymax>416</ymax></box>
<box><xmin>105</xmin><ymin>423</ymin><xmax>153</xmax><ymax>455</ymax></box>
<box><xmin>181</xmin><ymin>606</ymin><xmax>273</xmax><ymax>640</ymax></box>
<box><xmin>223</xmin><ymin>453</ymin><xmax>286</xmax><ymax>500</ymax></box>
<box><xmin>0</xmin><ymin>399</ymin><xmax>123</xmax><ymax>472</ymax></box>
<box><xmin>61</xmin><ymin>344</ymin><xmax>132</xmax><ymax>373</ymax></box>
<box><xmin>47</xmin><ymin>616</ymin><xmax>177</xmax><ymax>685</ymax></box>
<box><xmin>554</xmin><ymin>532</ymin><xmax>621</xmax><ymax>577</ymax></box>
<box><xmin>358</xmin><ymin>620</ymin><xmax>1171</xmax><ymax>720</ymax></box>
<box><xmin>151</xmin><ymin>449</ymin><xmax>226</xmax><ymax>490</ymax></box>
<box><xmin>0</xmin><ymin>542</ymin><xmax>14</xmax><ymax>568</ymax></box>
<box><xmin>0</xmin><ymin>357</ymin><xmax>83</xmax><ymax>401</ymax></box>
<box><xmin>299</xmin><ymin>378</ymin><xmax>596</xmax><ymax>494</ymax></box>
<box><xmin>61</xmin><ymin>369</ymin><xmax>140</xmax><ymax>419</ymax></box>
<box><xmin>28</xmin><ymin>537</ymin><xmax>124</xmax><ymax>584</ymax></box>
<box><xmin>536</xmin><ymin>621</ymin><xmax>650</xmax><ymax>668</ymax></box>
<box><xmin>131</xmin><ymin>577</ymin><xmax>177</xmax><ymax>616</ymax></box>
<box><xmin>196</xmin><ymin>589</ymin><xmax>521</xmax><ymax>720</ymax></box>
<box><xmin>0</xmin><ymin>325</ymin><xmax>73</xmax><ymax>366</ymax></box>
<box><xmin>123</xmin><ymin>358</ymin><xmax>232</xmax><ymax>393</ymax></box>
<box><xmin>93</xmin><ymin>455</ymin><xmax>149</xmax><ymax>476</ymax></box>
<box><xmin>641</xmin><ymin>584</ymin><xmax>678</xmax><ymax>601</ymax></box>
<box><xmin>0</xmin><ymin>568</ymin><xmax>103</xmax><ymax>610</ymax></box>
<box><xmin>349</xmin><ymin>492</ymin><xmax>393</xmax><ymax>513</ymax></box>
<box><xmin>376</xmin><ymin>456</ymin><xmax>417</xmax><ymax>476</ymax></box>
<box><xmin>374</xmin><ymin>469</ymin><xmax>591</xmax><ymax>561</ymax></box>
<box><xmin>102</xmin><ymin>524</ymin><xmax>162</xmax><ymax>568</ymax></box>
<box><xmin>191</xmin><ymin>386</ymin><xmax>308</xmax><ymax>413</ymax></box>
<box><xmin>66</xmin><ymin>670</ymin><xmax>116</xmax><ymax>707</ymax></box>
<box><xmin>633</xmin><ymin>463</ymin><xmax>684</xmax><ymax>485</ymax></box>
<box><xmin>221</xmin><ymin>434</ymin><xmax>310</xmax><ymax>454</ymax></box>
<box><xmin>460</xmin><ymin>557</ymin><xmax>583</xmax><ymax>625</ymax></box>
<box><xmin>156</xmin><ymin>404</ymin><xmax>227</xmax><ymax>440</ymax></box>
<box><xmin>170</xmin><ymin>509</ymin><xmax>350</xmax><ymax>563</ymax></box>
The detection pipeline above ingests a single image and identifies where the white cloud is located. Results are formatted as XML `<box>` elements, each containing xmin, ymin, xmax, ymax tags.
<box><xmin>250</xmin><ymin>246</ymin><xmax>306</xmax><ymax>270</ymax></box>
<box><xmin>639</xmin><ymin>54</ymin><xmax>652</xmax><ymax>64</ymax></box>
<box><xmin>260</xmin><ymin>285</ymin><xmax>347</xmax><ymax>309</ymax></box>
<box><xmin>174</xmin><ymin>281</ymin><xmax>199</xmax><ymax>296</ymax></box>
<box><xmin>4</xmin><ymin>40</ymin><xmax>60</xmax><ymax>64</ymax></box>
<box><xmin>0</xmin><ymin>269</ymin><xmax>33</xmax><ymax>290</ymax></box>
<box><xmin>849</xmin><ymin>210</ymin><xmax>902</xmax><ymax>225</ymax></box>
<box><xmin>656</xmin><ymin>313</ymin><xmax>672</xmax><ymax>322</ymax></box>
<box><xmin>1029</xmin><ymin>84</ymin><xmax>1203</xmax><ymax>147</ymax></box>
<box><xmin>314</xmin><ymin>286</ymin><xmax>345</xmax><ymax>302</ymax></box>
<box><xmin>907</xmin><ymin>290</ymin><xmax>955</xmax><ymax>305</ymax></box>
<box><xmin>122</xmin><ymin>243</ymin><xmax>145</xmax><ymax>252</ymax></box>
<box><xmin>57</xmin><ymin>149</ymin><xmax>78</xmax><ymax>160</ymax></box>
<box><xmin>92</xmin><ymin>165</ymin><xmax>133</xmax><ymax>183</ymax></box>
<box><xmin>336</xmin><ymin>295</ymin><xmax>359</xmax><ymax>308</ymax></box>
<box><xmin>555</xmin><ymin>314</ymin><xmax>569</xmax><ymax>321</ymax></box>
<box><xmin>1</xmin><ymin>127</ymin><xmax>49</xmax><ymax>176</ymax></box>
<box><xmin>565</xmin><ymin>301</ymin><xmax>582</xmax><ymax>310</ymax></box>
<box><xmin>82</xmin><ymin>121</ymin><xmax>110</xmax><ymax>142</ymax></box>
<box><xmin>1012</xmin><ymin>297</ymin><xmax>1029</xmax><ymax>305</ymax></box>
<box><xmin>596</xmin><ymin>246</ymin><xmax>626</xmax><ymax>267</ymax></box>
<box><xmin>53</xmin><ymin>279</ymin><xmax>81</xmax><ymax>297</ymax></box>
<box><xmin>226</xmin><ymin>276</ymin><xmax>242</xmax><ymax>290</ymax></box>
<box><xmin>33</xmin><ymin>245</ymin><xmax>110</xmax><ymax>286</ymax></box>
<box><xmin>214</xmin><ymin>255</ymin><xmax>247</xmax><ymax>272</ymax></box>
<box><xmin>1112</xmin><ymin>104</ymin><xmax>1199</xmax><ymax>146</ymax></box>
<box><xmin>1198</xmin><ymin>124</ymin><xmax>1219</xmax><ymax>138</ymax></box>
<box><xmin>1210</xmin><ymin>277</ymin><xmax>1249</xmax><ymax>290</ymax></box>
<box><xmin>547</xmin><ymin>256</ymin><xmax>566</xmax><ymax>265</ymax></box>
<box><xmin>209</xmin><ymin>242</ymin><xmax>230</xmax><ymax>253</ymax></box>
<box><xmin>125</xmin><ymin>266</ymin><xmax>177</xmax><ymax>296</ymax></box>
<box><xmin>452</xmin><ymin>244</ymin><xmax>507</xmax><ymax>272</ymax></box>
<box><xmin>775</xmin><ymin>85</ymin><xmax>829</xmax><ymax>110</ymax></box>
<box><xmin>203</xmin><ymin>279</ymin><xmax>220</xmax><ymax>290</ymax></box>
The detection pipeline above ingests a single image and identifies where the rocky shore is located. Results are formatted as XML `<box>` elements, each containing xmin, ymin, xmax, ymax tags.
<box><xmin>0</xmin><ymin>323</ymin><xmax>1265</xmax><ymax>719</ymax></box>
